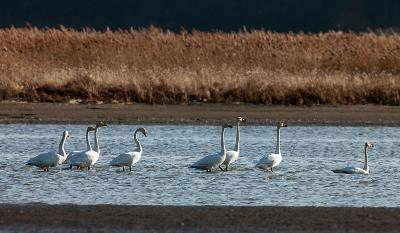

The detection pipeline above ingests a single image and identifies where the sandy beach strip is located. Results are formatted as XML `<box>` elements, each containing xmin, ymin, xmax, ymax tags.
<box><xmin>0</xmin><ymin>204</ymin><xmax>399</xmax><ymax>232</ymax></box>
<box><xmin>1</xmin><ymin>102</ymin><xmax>400</xmax><ymax>125</ymax></box>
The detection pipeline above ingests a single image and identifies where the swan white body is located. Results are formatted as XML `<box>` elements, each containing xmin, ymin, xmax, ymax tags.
<box><xmin>64</xmin><ymin>126</ymin><xmax>95</xmax><ymax>165</ymax></box>
<box><xmin>221</xmin><ymin>117</ymin><xmax>246</xmax><ymax>171</ymax></box>
<box><xmin>191</xmin><ymin>123</ymin><xmax>232</xmax><ymax>172</ymax></box>
<box><xmin>256</xmin><ymin>122</ymin><xmax>287</xmax><ymax>172</ymax></box>
<box><xmin>67</xmin><ymin>122</ymin><xmax>107</xmax><ymax>169</ymax></box>
<box><xmin>332</xmin><ymin>143</ymin><xmax>374</xmax><ymax>175</ymax></box>
<box><xmin>26</xmin><ymin>131</ymin><xmax>69</xmax><ymax>171</ymax></box>
<box><xmin>110</xmin><ymin>128</ymin><xmax>148</xmax><ymax>171</ymax></box>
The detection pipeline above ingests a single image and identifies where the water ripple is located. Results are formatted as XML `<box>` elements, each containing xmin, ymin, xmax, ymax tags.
<box><xmin>0</xmin><ymin>124</ymin><xmax>399</xmax><ymax>206</ymax></box>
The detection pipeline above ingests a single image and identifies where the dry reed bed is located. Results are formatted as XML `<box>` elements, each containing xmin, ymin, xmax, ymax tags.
<box><xmin>0</xmin><ymin>27</ymin><xmax>400</xmax><ymax>104</ymax></box>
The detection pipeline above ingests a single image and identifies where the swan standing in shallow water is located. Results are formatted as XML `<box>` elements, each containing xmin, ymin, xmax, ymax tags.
<box><xmin>68</xmin><ymin>122</ymin><xmax>107</xmax><ymax>169</ymax></box>
<box><xmin>256</xmin><ymin>122</ymin><xmax>287</xmax><ymax>172</ymax></box>
<box><xmin>110</xmin><ymin>127</ymin><xmax>148</xmax><ymax>171</ymax></box>
<box><xmin>64</xmin><ymin>126</ymin><xmax>96</xmax><ymax>167</ymax></box>
<box><xmin>26</xmin><ymin>131</ymin><xmax>70</xmax><ymax>171</ymax></box>
<box><xmin>220</xmin><ymin>116</ymin><xmax>246</xmax><ymax>171</ymax></box>
<box><xmin>191</xmin><ymin>123</ymin><xmax>233</xmax><ymax>172</ymax></box>
<box><xmin>332</xmin><ymin>142</ymin><xmax>374</xmax><ymax>174</ymax></box>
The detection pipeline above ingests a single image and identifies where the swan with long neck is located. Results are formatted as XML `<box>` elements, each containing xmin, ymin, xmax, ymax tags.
<box><xmin>191</xmin><ymin>123</ymin><xmax>233</xmax><ymax>172</ymax></box>
<box><xmin>110</xmin><ymin>127</ymin><xmax>148</xmax><ymax>171</ymax></box>
<box><xmin>67</xmin><ymin>122</ymin><xmax>107</xmax><ymax>170</ymax></box>
<box><xmin>64</xmin><ymin>126</ymin><xmax>96</xmax><ymax>166</ymax></box>
<box><xmin>27</xmin><ymin>131</ymin><xmax>70</xmax><ymax>171</ymax></box>
<box><xmin>220</xmin><ymin>117</ymin><xmax>246</xmax><ymax>171</ymax></box>
<box><xmin>256</xmin><ymin>122</ymin><xmax>287</xmax><ymax>172</ymax></box>
<box><xmin>332</xmin><ymin>143</ymin><xmax>374</xmax><ymax>174</ymax></box>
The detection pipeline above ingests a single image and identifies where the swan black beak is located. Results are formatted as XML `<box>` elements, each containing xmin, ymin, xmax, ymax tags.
<box><xmin>283</xmin><ymin>124</ymin><xmax>288</xmax><ymax>127</ymax></box>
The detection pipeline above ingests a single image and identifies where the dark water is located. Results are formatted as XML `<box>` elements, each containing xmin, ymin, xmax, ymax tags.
<box><xmin>0</xmin><ymin>124</ymin><xmax>398</xmax><ymax>207</ymax></box>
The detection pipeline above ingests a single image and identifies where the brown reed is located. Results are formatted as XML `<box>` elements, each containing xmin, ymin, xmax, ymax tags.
<box><xmin>0</xmin><ymin>27</ymin><xmax>400</xmax><ymax>105</ymax></box>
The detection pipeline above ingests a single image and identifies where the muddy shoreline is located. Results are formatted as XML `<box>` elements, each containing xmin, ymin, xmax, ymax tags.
<box><xmin>0</xmin><ymin>102</ymin><xmax>400</xmax><ymax>126</ymax></box>
<box><xmin>0</xmin><ymin>204</ymin><xmax>399</xmax><ymax>233</ymax></box>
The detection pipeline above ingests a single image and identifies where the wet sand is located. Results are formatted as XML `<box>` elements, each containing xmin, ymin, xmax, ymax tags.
<box><xmin>1</xmin><ymin>102</ymin><xmax>400</xmax><ymax>125</ymax></box>
<box><xmin>0</xmin><ymin>205</ymin><xmax>399</xmax><ymax>233</ymax></box>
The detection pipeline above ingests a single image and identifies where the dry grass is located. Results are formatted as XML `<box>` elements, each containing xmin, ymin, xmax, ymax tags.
<box><xmin>1</xmin><ymin>27</ymin><xmax>400</xmax><ymax>105</ymax></box>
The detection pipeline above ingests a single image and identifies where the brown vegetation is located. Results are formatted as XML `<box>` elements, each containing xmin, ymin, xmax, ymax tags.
<box><xmin>0</xmin><ymin>27</ymin><xmax>400</xmax><ymax>105</ymax></box>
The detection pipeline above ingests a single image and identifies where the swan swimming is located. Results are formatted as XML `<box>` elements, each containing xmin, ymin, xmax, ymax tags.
<box><xmin>64</xmin><ymin>126</ymin><xmax>96</xmax><ymax>167</ymax></box>
<box><xmin>110</xmin><ymin>127</ymin><xmax>148</xmax><ymax>171</ymax></box>
<box><xmin>256</xmin><ymin>122</ymin><xmax>287</xmax><ymax>172</ymax></box>
<box><xmin>67</xmin><ymin>122</ymin><xmax>107</xmax><ymax>169</ymax></box>
<box><xmin>332</xmin><ymin>142</ymin><xmax>374</xmax><ymax>174</ymax></box>
<box><xmin>26</xmin><ymin>131</ymin><xmax>70</xmax><ymax>171</ymax></box>
<box><xmin>191</xmin><ymin>123</ymin><xmax>233</xmax><ymax>172</ymax></box>
<box><xmin>220</xmin><ymin>116</ymin><xmax>246</xmax><ymax>171</ymax></box>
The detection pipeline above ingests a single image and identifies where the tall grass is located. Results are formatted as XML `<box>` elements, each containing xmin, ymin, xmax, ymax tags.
<box><xmin>1</xmin><ymin>27</ymin><xmax>400</xmax><ymax>105</ymax></box>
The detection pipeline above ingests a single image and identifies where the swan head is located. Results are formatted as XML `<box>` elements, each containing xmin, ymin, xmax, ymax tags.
<box><xmin>87</xmin><ymin>126</ymin><xmax>96</xmax><ymax>132</ymax></box>
<box><xmin>278</xmin><ymin>122</ymin><xmax>288</xmax><ymax>128</ymax></box>
<box><xmin>237</xmin><ymin>116</ymin><xmax>246</xmax><ymax>123</ymax></box>
<box><xmin>138</xmin><ymin>127</ymin><xmax>148</xmax><ymax>137</ymax></box>
<box><xmin>223</xmin><ymin>123</ymin><xmax>233</xmax><ymax>129</ymax></box>
<box><xmin>63</xmin><ymin>130</ymin><xmax>70</xmax><ymax>139</ymax></box>
<box><xmin>365</xmin><ymin>142</ymin><xmax>374</xmax><ymax>149</ymax></box>
<box><xmin>95</xmin><ymin>122</ymin><xmax>108</xmax><ymax>128</ymax></box>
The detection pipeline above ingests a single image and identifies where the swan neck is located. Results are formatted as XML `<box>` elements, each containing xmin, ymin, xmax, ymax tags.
<box><xmin>86</xmin><ymin>129</ymin><xmax>92</xmax><ymax>151</ymax></box>
<box><xmin>134</xmin><ymin>130</ymin><xmax>142</xmax><ymax>153</ymax></box>
<box><xmin>364</xmin><ymin>146</ymin><xmax>368</xmax><ymax>171</ymax></box>
<box><xmin>234</xmin><ymin>121</ymin><xmax>240</xmax><ymax>152</ymax></box>
<box><xmin>58</xmin><ymin>134</ymin><xmax>67</xmax><ymax>157</ymax></box>
<box><xmin>94</xmin><ymin>127</ymin><xmax>100</xmax><ymax>154</ymax></box>
<box><xmin>221</xmin><ymin>127</ymin><xmax>226</xmax><ymax>153</ymax></box>
<box><xmin>275</xmin><ymin>126</ymin><xmax>281</xmax><ymax>154</ymax></box>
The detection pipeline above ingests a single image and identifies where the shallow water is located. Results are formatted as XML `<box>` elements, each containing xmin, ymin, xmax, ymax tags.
<box><xmin>0</xmin><ymin>124</ymin><xmax>399</xmax><ymax>207</ymax></box>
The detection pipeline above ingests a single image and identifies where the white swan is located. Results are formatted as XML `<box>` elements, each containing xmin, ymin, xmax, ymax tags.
<box><xmin>68</xmin><ymin>122</ymin><xmax>107</xmax><ymax>169</ymax></box>
<box><xmin>191</xmin><ymin>123</ymin><xmax>233</xmax><ymax>172</ymax></box>
<box><xmin>332</xmin><ymin>142</ymin><xmax>374</xmax><ymax>174</ymax></box>
<box><xmin>256</xmin><ymin>122</ymin><xmax>288</xmax><ymax>172</ymax></box>
<box><xmin>64</xmin><ymin>126</ymin><xmax>96</xmax><ymax>167</ymax></box>
<box><xmin>26</xmin><ymin>131</ymin><xmax>70</xmax><ymax>171</ymax></box>
<box><xmin>110</xmin><ymin>127</ymin><xmax>148</xmax><ymax>171</ymax></box>
<box><xmin>220</xmin><ymin>116</ymin><xmax>246</xmax><ymax>171</ymax></box>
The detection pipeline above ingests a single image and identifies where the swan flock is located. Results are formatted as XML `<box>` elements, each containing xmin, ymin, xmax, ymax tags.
<box><xmin>26</xmin><ymin>118</ymin><xmax>376</xmax><ymax>175</ymax></box>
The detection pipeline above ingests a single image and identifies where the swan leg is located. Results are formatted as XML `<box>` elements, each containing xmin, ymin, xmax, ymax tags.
<box><xmin>218</xmin><ymin>166</ymin><xmax>224</xmax><ymax>171</ymax></box>
<box><xmin>88</xmin><ymin>166</ymin><xmax>91</xmax><ymax>170</ymax></box>
<box><xmin>122</xmin><ymin>167</ymin><xmax>125</xmax><ymax>172</ymax></box>
<box><xmin>225</xmin><ymin>165</ymin><xmax>229</xmax><ymax>171</ymax></box>
<box><xmin>270</xmin><ymin>168</ymin><xmax>273</xmax><ymax>172</ymax></box>
<box><xmin>129</xmin><ymin>167</ymin><xmax>132</xmax><ymax>172</ymax></box>
<box><xmin>69</xmin><ymin>165</ymin><xmax>72</xmax><ymax>169</ymax></box>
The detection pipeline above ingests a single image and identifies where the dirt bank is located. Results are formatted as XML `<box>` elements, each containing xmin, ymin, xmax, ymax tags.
<box><xmin>0</xmin><ymin>204</ymin><xmax>399</xmax><ymax>233</ymax></box>
<box><xmin>0</xmin><ymin>102</ymin><xmax>400</xmax><ymax>125</ymax></box>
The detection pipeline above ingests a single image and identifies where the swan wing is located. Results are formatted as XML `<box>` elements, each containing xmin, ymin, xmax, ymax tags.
<box><xmin>68</xmin><ymin>150</ymin><xmax>99</xmax><ymax>167</ymax></box>
<box><xmin>27</xmin><ymin>151</ymin><xmax>60</xmax><ymax>168</ymax></box>
<box><xmin>332</xmin><ymin>166</ymin><xmax>368</xmax><ymax>174</ymax></box>
<box><xmin>256</xmin><ymin>153</ymin><xmax>281</xmax><ymax>169</ymax></box>
<box><xmin>63</xmin><ymin>150</ymin><xmax>82</xmax><ymax>164</ymax></box>
<box><xmin>191</xmin><ymin>152</ymin><xmax>224</xmax><ymax>169</ymax></box>
<box><xmin>111</xmin><ymin>152</ymin><xmax>141</xmax><ymax>167</ymax></box>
